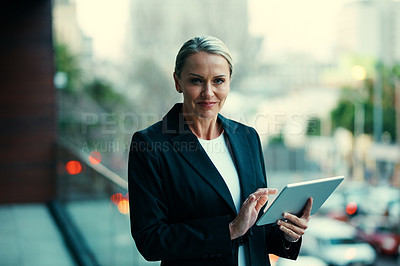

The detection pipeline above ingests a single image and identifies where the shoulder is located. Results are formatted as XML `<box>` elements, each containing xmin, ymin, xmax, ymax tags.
<box><xmin>131</xmin><ymin>121</ymin><xmax>165</xmax><ymax>144</ymax></box>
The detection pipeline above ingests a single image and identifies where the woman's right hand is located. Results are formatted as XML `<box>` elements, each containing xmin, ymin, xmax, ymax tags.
<box><xmin>229</xmin><ymin>188</ymin><xmax>277</xmax><ymax>240</ymax></box>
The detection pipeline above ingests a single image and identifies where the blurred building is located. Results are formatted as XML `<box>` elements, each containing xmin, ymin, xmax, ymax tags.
<box><xmin>241</xmin><ymin>54</ymin><xmax>335</xmax><ymax>95</ymax></box>
<box><xmin>324</xmin><ymin>0</ymin><xmax>400</xmax><ymax>85</ymax></box>
<box><xmin>53</xmin><ymin>0</ymin><xmax>93</xmax><ymax>67</ymax></box>
<box><xmin>126</xmin><ymin>0</ymin><xmax>336</xmax><ymax>98</ymax></box>
<box><xmin>336</xmin><ymin>0</ymin><xmax>400</xmax><ymax>65</ymax></box>
<box><xmin>126</xmin><ymin>0</ymin><xmax>260</xmax><ymax>76</ymax></box>
<box><xmin>127</xmin><ymin>0</ymin><xmax>248</xmax><ymax>54</ymax></box>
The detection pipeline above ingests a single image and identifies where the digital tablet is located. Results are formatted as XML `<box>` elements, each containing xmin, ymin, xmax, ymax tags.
<box><xmin>256</xmin><ymin>176</ymin><xmax>344</xmax><ymax>226</ymax></box>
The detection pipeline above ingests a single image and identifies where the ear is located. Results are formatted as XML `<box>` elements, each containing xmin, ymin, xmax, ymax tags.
<box><xmin>173</xmin><ymin>72</ymin><xmax>182</xmax><ymax>93</ymax></box>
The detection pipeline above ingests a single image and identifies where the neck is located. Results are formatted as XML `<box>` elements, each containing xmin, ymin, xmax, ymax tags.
<box><xmin>182</xmin><ymin>107</ymin><xmax>222</xmax><ymax>140</ymax></box>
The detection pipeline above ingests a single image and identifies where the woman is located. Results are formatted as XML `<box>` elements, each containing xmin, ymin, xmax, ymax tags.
<box><xmin>128</xmin><ymin>36</ymin><xmax>313</xmax><ymax>266</ymax></box>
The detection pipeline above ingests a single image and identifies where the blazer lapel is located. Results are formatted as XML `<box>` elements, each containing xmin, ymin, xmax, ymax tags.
<box><xmin>163</xmin><ymin>104</ymin><xmax>237</xmax><ymax>214</ymax></box>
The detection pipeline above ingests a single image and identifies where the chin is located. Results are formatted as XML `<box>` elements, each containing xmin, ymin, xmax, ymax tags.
<box><xmin>196</xmin><ymin>110</ymin><xmax>217</xmax><ymax>120</ymax></box>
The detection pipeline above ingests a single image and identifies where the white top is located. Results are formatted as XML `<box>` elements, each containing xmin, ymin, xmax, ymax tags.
<box><xmin>198</xmin><ymin>133</ymin><xmax>246</xmax><ymax>266</ymax></box>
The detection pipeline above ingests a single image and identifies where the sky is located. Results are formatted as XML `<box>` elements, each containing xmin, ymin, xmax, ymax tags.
<box><xmin>75</xmin><ymin>0</ymin><xmax>130</xmax><ymax>62</ymax></box>
<box><xmin>75</xmin><ymin>0</ymin><xmax>351</xmax><ymax>62</ymax></box>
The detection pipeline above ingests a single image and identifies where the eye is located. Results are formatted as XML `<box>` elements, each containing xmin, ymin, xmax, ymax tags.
<box><xmin>190</xmin><ymin>78</ymin><xmax>202</xmax><ymax>85</ymax></box>
<box><xmin>214</xmin><ymin>78</ymin><xmax>225</xmax><ymax>84</ymax></box>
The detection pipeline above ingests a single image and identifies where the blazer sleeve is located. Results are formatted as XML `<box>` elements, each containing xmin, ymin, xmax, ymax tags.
<box><xmin>128</xmin><ymin>131</ymin><xmax>234</xmax><ymax>262</ymax></box>
<box><xmin>251</xmin><ymin>127</ymin><xmax>302</xmax><ymax>260</ymax></box>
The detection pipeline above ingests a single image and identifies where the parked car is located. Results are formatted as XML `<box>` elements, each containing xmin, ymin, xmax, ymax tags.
<box><xmin>341</xmin><ymin>183</ymin><xmax>372</xmax><ymax>216</ymax></box>
<box><xmin>371</xmin><ymin>186</ymin><xmax>400</xmax><ymax>216</ymax></box>
<box><xmin>352</xmin><ymin>215</ymin><xmax>400</xmax><ymax>256</ymax></box>
<box><xmin>318</xmin><ymin>191</ymin><xmax>348</xmax><ymax>221</ymax></box>
<box><xmin>302</xmin><ymin>217</ymin><xmax>376</xmax><ymax>266</ymax></box>
<box><xmin>386</xmin><ymin>199</ymin><xmax>400</xmax><ymax>218</ymax></box>
<box><xmin>275</xmin><ymin>255</ymin><xmax>327</xmax><ymax>266</ymax></box>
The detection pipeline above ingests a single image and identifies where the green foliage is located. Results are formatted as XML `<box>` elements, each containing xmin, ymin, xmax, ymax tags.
<box><xmin>331</xmin><ymin>98</ymin><xmax>355</xmax><ymax>133</ymax></box>
<box><xmin>54</xmin><ymin>42</ymin><xmax>128</xmax><ymax>110</ymax></box>
<box><xmin>54</xmin><ymin>42</ymin><xmax>81</xmax><ymax>93</ymax></box>
<box><xmin>84</xmin><ymin>78</ymin><xmax>127</xmax><ymax>111</ymax></box>
<box><xmin>330</xmin><ymin>64</ymin><xmax>399</xmax><ymax>142</ymax></box>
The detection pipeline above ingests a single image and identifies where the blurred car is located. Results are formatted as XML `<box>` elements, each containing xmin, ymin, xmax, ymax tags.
<box><xmin>371</xmin><ymin>186</ymin><xmax>400</xmax><ymax>216</ymax></box>
<box><xmin>386</xmin><ymin>199</ymin><xmax>400</xmax><ymax>218</ymax></box>
<box><xmin>275</xmin><ymin>255</ymin><xmax>327</xmax><ymax>266</ymax></box>
<box><xmin>302</xmin><ymin>217</ymin><xmax>376</xmax><ymax>266</ymax></box>
<box><xmin>318</xmin><ymin>191</ymin><xmax>348</xmax><ymax>221</ymax></box>
<box><xmin>341</xmin><ymin>182</ymin><xmax>372</xmax><ymax>216</ymax></box>
<box><xmin>352</xmin><ymin>215</ymin><xmax>400</xmax><ymax>256</ymax></box>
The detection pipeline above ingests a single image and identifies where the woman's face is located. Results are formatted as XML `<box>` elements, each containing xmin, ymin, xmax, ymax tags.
<box><xmin>174</xmin><ymin>52</ymin><xmax>231</xmax><ymax>120</ymax></box>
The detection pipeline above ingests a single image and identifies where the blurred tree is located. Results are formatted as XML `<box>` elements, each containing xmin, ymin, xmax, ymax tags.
<box><xmin>84</xmin><ymin>78</ymin><xmax>127</xmax><ymax>112</ymax></box>
<box><xmin>331</xmin><ymin>89</ymin><xmax>356</xmax><ymax>133</ymax></box>
<box><xmin>54</xmin><ymin>42</ymin><xmax>82</xmax><ymax>93</ymax></box>
<box><xmin>54</xmin><ymin>41</ymin><xmax>134</xmax><ymax>176</ymax></box>
<box><xmin>330</xmin><ymin>64</ymin><xmax>398</xmax><ymax>142</ymax></box>
<box><xmin>54</xmin><ymin>42</ymin><xmax>129</xmax><ymax>112</ymax></box>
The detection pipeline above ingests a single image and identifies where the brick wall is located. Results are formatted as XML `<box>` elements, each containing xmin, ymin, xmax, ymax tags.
<box><xmin>0</xmin><ymin>0</ymin><xmax>56</xmax><ymax>203</ymax></box>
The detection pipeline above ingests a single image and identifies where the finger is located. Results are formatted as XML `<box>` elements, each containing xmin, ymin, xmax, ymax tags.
<box><xmin>238</xmin><ymin>195</ymin><xmax>256</xmax><ymax>217</ymax></box>
<box><xmin>255</xmin><ymin>195</ymin><xmax>269</xmax><ymax>213</ymax></box>
<box><xmin>246</xmin><ymin>195</ymin><xmax>259</xmax><ymax>215</ymax></box>
<box><xmin>246</xmin><ymin>188</ymin><xmax>277</xmax><ymax>211</ymax></box>
<box><xmin>278</xmin><ymin>219</ymin><xmax>306</xmax><ymax>236</ymax></box>
<box><xmin>244</xmin><ymin>194</ymin><xmax>256</xmax><ymax>205</ymax></box>
<box><xmin>278</xmin><ymin>224</ymin><xmax>300</xmax><ymax>242</ymax></box>
<box><xmin>252</xmin><ymin>188</ymin><xmax>277</xmax><ymax>198</ymax></box>
<box><xmin>246</xmin><ymin>194</ymin><xmax>259</xmax><ymax>208</ymax></box>
<box><xmin>239</xmin><ymin>195</ymin><xmax>253</xmax><ymax>212</ymax></box>
<box><xmin>256</xmin><ymin>188</ymin><xmax>278</xmax><ymax>195</ymax></box>
<box><xmin>301</xmin><ymin>197</ymin><xmax>313</xmax><ymax>219</ymax></box>
<box><xmin>265</xmin><ymin>188</ymin><xmax>278</xmax><ymax>195</ymax></box>
<box><xmin>257</xmin><ymin>194</ymin><xmax>269</xmax><ymax>206</ymax></box>
<box><xmin>282</xmin><ymin>212</ymin><xmax>308</xmax><ymax>229</ymax></box>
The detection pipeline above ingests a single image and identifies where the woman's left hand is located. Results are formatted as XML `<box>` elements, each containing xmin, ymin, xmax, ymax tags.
<box><xmin>277</xmin><ymin>197</ymin><xmax>313</xmax><ymax>242</ymax></box>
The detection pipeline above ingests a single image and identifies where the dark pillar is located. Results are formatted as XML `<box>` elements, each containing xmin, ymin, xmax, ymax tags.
<box><xmin>0</xmin><ymin>0</ymin><xmax>56</xmax><ymax>203</ymax></box>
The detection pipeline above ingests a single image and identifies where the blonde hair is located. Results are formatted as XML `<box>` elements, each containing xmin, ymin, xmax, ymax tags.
<box><xmin>174</xmin><ymin>36</ymin><xmax>233</xmax><ymax>78</ymax></box>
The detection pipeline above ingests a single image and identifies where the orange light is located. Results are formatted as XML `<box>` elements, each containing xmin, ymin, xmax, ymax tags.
<box><xmin>111</xmin><ymin>193</ymin><xmax>129</xmax><ymax>214</ymax></box>
<box><xmin>89</xmin><ymin>151</ymin><xmax>102</xmax><ymax>165</ymax></box>
<box><xmin>346</xmin><ymin>201</ymin><xmax>358</xmax><ymax>215</ymax></box>
<box><xmin>117</xmin><ymin>199</ymin><xmax>130</xmax><ymax>214</ymax></box>
<box><xmin>111</xmin><ymin>193</ymin><xmax>124</xmax><ymax>205</ymax></box>
<box><xmin>65</xmin><ymin>160</ymin><xmax>82</xmax><ymax>175</ymax></box>
<box><xmin>269</xmin><ymin>254</ymin><xmax>279</xmax><ymax>263</ymax></box>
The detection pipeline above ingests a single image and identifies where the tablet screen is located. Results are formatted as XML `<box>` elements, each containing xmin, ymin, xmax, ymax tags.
<box><xmin>256</xmin><ymin>176</ymin><xmax>344</xmax><ymax>226</ymax></box>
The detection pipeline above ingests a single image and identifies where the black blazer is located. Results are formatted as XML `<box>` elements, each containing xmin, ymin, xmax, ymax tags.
<box><xmin>128</xmin><ymin>103</ymin><xmax>301</xmax><ymax>266</ymax></box>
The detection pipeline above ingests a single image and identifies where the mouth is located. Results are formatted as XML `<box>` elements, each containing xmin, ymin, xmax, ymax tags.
<box><xmin>197</xmin><ymin>101</ymin><xmax>216</xmax><ymax>108</ymax></box>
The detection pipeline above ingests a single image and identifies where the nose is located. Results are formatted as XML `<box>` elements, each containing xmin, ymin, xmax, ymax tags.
<box><xmin>202</xmin><ymin>82</ymin><xmax>213</xmax><ymax>98</ymax></box>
